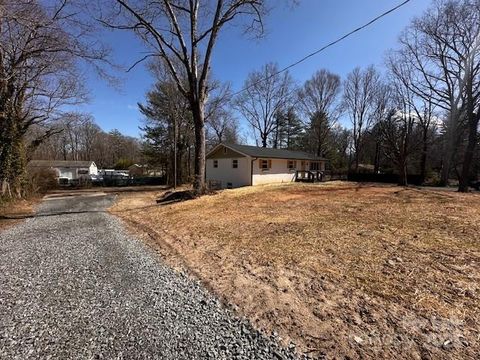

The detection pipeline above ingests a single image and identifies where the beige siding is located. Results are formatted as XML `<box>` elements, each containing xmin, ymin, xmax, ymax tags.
<box><xmin>205</xmin><ymin>147</ymin><xmax>327</xmax><ymax>188</ymax></box>
<box><xmin>206</xmin><ymin>157</ymin><xmax>251</xmax><ymax>188</ymax></box>
<box><xmin>252</xmin><ymin>158</ymin><xmax>326</xmax><ymax>185</ymax></box>
<box><xmin>252</xmin><ymin>158</ymin><xmax>296</xmax><ymax>185</ymax></box>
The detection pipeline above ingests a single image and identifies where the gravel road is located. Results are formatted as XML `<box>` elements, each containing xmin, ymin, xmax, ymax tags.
<box><xmin>0</xmin><ymin>193</ymin><xmax>298</xmax><ymax>359</ymax></box>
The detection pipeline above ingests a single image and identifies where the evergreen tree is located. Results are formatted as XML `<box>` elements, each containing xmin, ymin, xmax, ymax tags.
<box><xmin>270</xmin><ymin>108</ymin><xmax>304</xmax><ymax>149</ymax></box>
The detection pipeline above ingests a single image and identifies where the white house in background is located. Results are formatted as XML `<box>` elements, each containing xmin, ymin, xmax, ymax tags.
<box><xmin>206</xmin><ymin>143</ymin><xmax>327</xmax><ymax>189</ymax></box>
<box><xmin>28</xmin><ymin>160</ymin><xmax>98</xmax><ymax>181</ymax></box>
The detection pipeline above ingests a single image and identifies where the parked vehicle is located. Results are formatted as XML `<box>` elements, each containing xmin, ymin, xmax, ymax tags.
<box><xmin>90</xmin><ymin>175</ymin><xmax>104</xmax><ymax>185</ymax></box>
<box><xmin>470</xmin><ymin>180</ymin><xmax>480</xmax><ymax>191</ymax></box>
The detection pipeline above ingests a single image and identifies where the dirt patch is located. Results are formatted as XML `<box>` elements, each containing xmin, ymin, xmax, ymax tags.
<box><xmin>0</xmin><ymin>198</ymin><xmax>39</xmax><ymax>231</ymax></box>
<box><xmin>110</xmin><ymin>182</ymin><xmax>480</xmax><ymax>359</ymax></box>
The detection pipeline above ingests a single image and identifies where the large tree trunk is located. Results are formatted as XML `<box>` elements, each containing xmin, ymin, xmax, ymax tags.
<box><xmin>0</xmin><ymin>118</ymin><xmax>26</xmax><ymax>199</ymax></box>
<box><xmin>440</xmin><ymin>143</ymin><xmax>453</xmax><ymax>186</ymax></box>
<box><xmin>419</xmin><ymin>128</ymin><xmax>428</xmax><ymax>184</ymax></box>
<box><xmin>316</xmin><ymin>121</ymin><xmax>324</xmax><ymax>157</ymax></box>
<box><xmin>458</xmin><ymin>112</ymin><xmax>479</xmax><ymax>192</ymax></box>
<box><xmin>191</xmin><ymin>101</ymin><xmax>206</xmax><ymax>194</ymax></box>
<box><xmin>273</xmin><ymin>123</ymin><xmax>279</xmax><ymax>149</ymax></box>
<box><xmin>261</xmin><ymin>135</ymin><xmax>267</xmax><ymax>148</ymax></box>
<box><xmin>316</xmin><ymin>140</ymin><xmax>322</xmax><ymax>157</ymax></box>
<box><xmin>354</xmin><ymin>151</ymin><xmax>360</xmax><ymax>173</ymax></box>
<box><xmin>373</xmin><ymin>140</ymin><xmax>380</xmax><ymax>174</ymax></box>
<box><xmin>187</xmin><ymin>145</ymin><xmax>192</xmax><ymax>179</ymax></box>
<box><xmin>440</xmin><ymin>110</ymin><xmax>459</xmax><ymax>186</ymax></box>
<box><xmin>354</xmin><ymin>133</ymin><xmax>361</xmax><ymax>173</ymax></box>
<box><xmin>397</xmin><ymin>158</ymin><xmax>408</xmax><ymax>186</ymax></box>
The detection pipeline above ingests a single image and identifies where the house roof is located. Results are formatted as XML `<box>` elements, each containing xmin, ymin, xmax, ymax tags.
<box><xmin>128</xmin><ymin>164</ymin><xmax>149</xmax><ymax>169</ymax></box>
<box><xmin>210</xmin><ymin>143</ymin><xmax>327</xmax><ymax>161</ymax></box>
<box><xmin>28</xmin><ymin>160</ymin><xmax>95</xmax><ymax>168</ymax></box>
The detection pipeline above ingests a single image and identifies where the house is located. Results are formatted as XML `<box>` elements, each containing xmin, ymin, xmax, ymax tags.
<box><xmin>206</xmin><ymin>143</ymin><xmax>327</xmax><ymax>189</ymax></box>
<box><xmin>28</xmin><ymin>160</ymin><xmax>98</xmax><ymax>182</ymax></box>
<box><xmin>128</xmin><ymin>164</ymin><xmax>164</xmax><ymax>177</ymax></box>
<box><xmin>128</xmin><ymin>164</ymin><xmax>146</xmax><ymax>177</ymax></box>
<box><xmin>98</xmin><ymin>169</ymin><xmax>115</xmax><ymax>176</ymax></box>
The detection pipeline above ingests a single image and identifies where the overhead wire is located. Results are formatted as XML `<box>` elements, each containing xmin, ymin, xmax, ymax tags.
<box><xmin>231</xmin><ymin>0</ymin><xmax>413</xmax><ymax>96</ymax></box>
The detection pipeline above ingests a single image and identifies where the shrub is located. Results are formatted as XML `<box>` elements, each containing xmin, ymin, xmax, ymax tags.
<box><xmin>26</xmin><ymin>168</ymin><xmax>58</xmax><ymax>195</ymax></box>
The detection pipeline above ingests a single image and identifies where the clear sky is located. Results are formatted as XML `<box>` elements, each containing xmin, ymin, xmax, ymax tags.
<box><xmin>77</xmin><ymin>0</ymin><xmax>432</xmax><ymax>138</ymax></box>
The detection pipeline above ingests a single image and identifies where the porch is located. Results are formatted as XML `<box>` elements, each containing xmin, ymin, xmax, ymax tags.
<box><xmin>295</xmin><ymin>170</ymin><xmax>324</xmax><ymax>183</ymax></box>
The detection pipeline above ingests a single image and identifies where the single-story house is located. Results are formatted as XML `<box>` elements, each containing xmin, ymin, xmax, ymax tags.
<box><xmin>128</xmin><ymin>164</ymin><xmax>164</xmax><ymax>177</ymax></box>
<box><xmin>128</xmin><ymin>164</ymin><xmax>147</xmax><ymax>177</ymax></box>
<box><xmin>206</xmin><ymin>143</ymin><xmax>327</xmax><ymax>189</ymax></box>
<box><xmin>28</xmin><ymin>160</ymin><xmax>98</xmax><ymax>181</ymax></box>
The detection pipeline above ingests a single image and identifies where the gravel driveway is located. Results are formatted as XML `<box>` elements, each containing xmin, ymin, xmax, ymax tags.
<box><xmin>0</xmin><ymin>193</ymin><xmax>297</xmax><ymax>359</ymax></box>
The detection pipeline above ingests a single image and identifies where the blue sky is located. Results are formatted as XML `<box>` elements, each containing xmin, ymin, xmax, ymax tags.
<box><xmin>77</xmin><ymin>0</ymin><xmax>432</xmax><ymax>138</ymax></box>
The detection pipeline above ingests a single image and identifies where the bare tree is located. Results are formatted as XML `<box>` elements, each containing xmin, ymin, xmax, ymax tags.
<box><xmin>457</xmin><ymin>0</ymin><xmax>480</xmax><ymax>191</ymax></box>
<box><xmin>298</xmin><ymin>69</ymin><xmax>341</xmax><ymax>118</ymax></box>
<box><xmin>96</xmin><ymin>0</ymin><xmax>269</xmax><ymax>193</ymax></box>
<box><xmin>205</xmin><ymin>82</ymin><xmax>239</xmax><ymax>146</ymax></box>
<box><xmin>387</xmin><ymin>53</ymin><xmax>438</xmax><ymax>183</ymax></box>
<box><xmin>329</xmin><ymin>124</ymin><xmax>351</xmax><ymax>171</ymax></box>
<box><xmin>411</xmin><ymin>98</ymin><xmax>437</xmax><ymax>184</ymax></box>
<box><xmin>234</xmin><ymin>62</ymin><xmax>295</xmax><ymax>147</ymax></box>
<box><xmin>396</xmin><ymin>0</ymin><xmax>480</xmax><ymax>191</ymax></box>
<box><xmin>80</xmin><ymin>117</ymin><xmax>103</xmax><ymax>161</ymax></box>
<box><xmin>342</xmin><ymin>66</ymin><xmax>382</xmax><ymax>172</ymax></box>
<box><xmin>297</xmin><ymin>69</ymin><xmax>341</xmax><ymax>156</ymax></box>
<box><xmin>377</xmin><ymin>82</ymin><xmax>417</xmax><ymax>186</ymax></box>
<box><xmin>0</xmin><ymin>0</ymin><xmax>108</xmax><ymax>197</ymax></box>
<box><xmin>207</xmin><ymin>110</ymin><xmax>239</xmax><ymax>146</ymax></box>
<box><xmin>139</xmin><ymin>71</ymin><xmax>193</xmax><ymax>186</ymax></box>
<box><xmin>30</xmin><ymin>116</ymin><xmax>141</xmax><ymax>168</ymax></box>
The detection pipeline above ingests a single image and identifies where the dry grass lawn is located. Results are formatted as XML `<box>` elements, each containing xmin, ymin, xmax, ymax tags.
<box><xmin>0</xmin><ymin>198</ymin><xmax>38</xmax><ymax>231</ymax></box>
<box><xmin>111</xmin><ymin>182</ymin><xmax>480</xmax><ymax>359</ymax></box>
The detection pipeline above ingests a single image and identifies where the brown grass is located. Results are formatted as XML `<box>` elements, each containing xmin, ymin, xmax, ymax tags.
<box><xmin>111</xmin><ymin>182</ymin><xmax>480</xmax><ymax>359</ymax></box>
<box><xmin>0</xmin><ymin>197</ymin><xmax>39</xmax><ymax>231</ymax></box>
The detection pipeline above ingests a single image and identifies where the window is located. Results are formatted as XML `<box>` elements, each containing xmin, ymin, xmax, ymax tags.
<box><xmin>287</xmin><ymin>160</ymin><xmax>296</xmax><ymax>170</ymax></box>
<box><xmin>227</xmin><ymin>182</ymin><xmax>233</xmax><ymax>189</ymax></box>
<box><xmin>223</xmin><ymin>147</ymin><xmax>228</xmax><ymax>154</ymax></box>
<box><xmin>78</xmin><ymin>169</ymin><xmax>88</xmax><ymax>175</ymax></box>
<box><xmin>310</xmin><ymin>162</ymin><xmax>320</xmax><ymax>171</ymax></box>
<box><xmin>259</xmin><ymin>159</ymin><xmax>270</xmax><ymax>171</ymax></box>
<box><xmin>232</xmin><ymin>159</ymin><xmax>238</xmax><ymax>169</ymax></box>
<box><xmin>213</xmin><ymin>160</ymin><xmax>218</xmax><ymax>168</ymax></box>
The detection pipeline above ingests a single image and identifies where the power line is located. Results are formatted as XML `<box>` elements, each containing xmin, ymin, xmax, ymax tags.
<box><xmin>232</xmin><ymin>0</ymin><xmax>413</xmax><ymax>96</ymax></box>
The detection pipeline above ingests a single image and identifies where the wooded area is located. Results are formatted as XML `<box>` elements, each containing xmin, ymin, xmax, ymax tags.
<box><xmin>138</xmin><ymin>0</ymin><xmax>479</xmax><ymax>191</ymax></box>
<box><xmin>1</xmin><ymin>0</ymin><xmax>479</xmax><ymax>199</ymax></box>
<box><xmin>0</xmin><ymin>0</ymin><xmax>109</xmax><ymax>197</ymax></box>
<box><xmin>29</xmin><ymin>116</ymin><xmax>142</xmax><ymax>169</ymax></box>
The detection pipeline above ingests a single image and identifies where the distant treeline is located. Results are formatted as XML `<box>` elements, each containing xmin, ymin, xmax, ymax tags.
<box><xmin>28</xmin><ymin>114</ymin><xmax>143</xmax><ymax>170</ymax></box>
